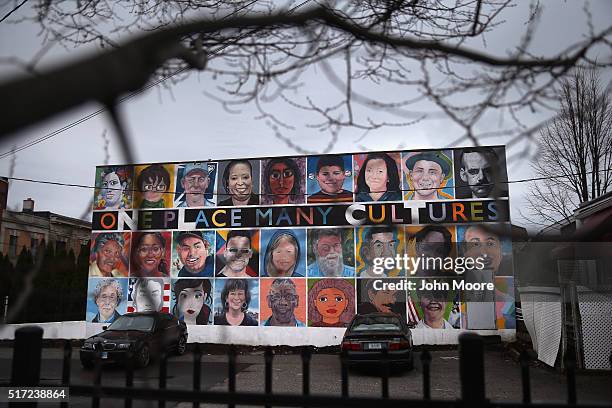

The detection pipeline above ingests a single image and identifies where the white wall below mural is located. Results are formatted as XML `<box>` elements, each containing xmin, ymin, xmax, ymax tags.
<box><xmin>0</xmin><ymin>321</ymin><xmax>515</xmax><ymax>346</ymax></box>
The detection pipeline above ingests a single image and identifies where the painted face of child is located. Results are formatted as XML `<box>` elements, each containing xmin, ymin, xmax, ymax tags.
<box><xmin>142</xmin><ymin>175</ymin><xmax>167</xmax><ymax>203</ymax></box>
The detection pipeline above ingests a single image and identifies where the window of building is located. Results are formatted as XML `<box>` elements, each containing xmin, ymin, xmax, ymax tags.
<box><xmin>9</xmin><ymin>235</ymin><xmax>17</xmax><ymax>257</ymax></box>
<box><xmin>31</xmin><ymin>238</ymin><xmax>39</xmax><ymax>257</ymax></box>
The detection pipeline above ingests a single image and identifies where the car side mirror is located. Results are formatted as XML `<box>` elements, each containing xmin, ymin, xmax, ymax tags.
<box><xmin>102</xmin><ymin>325</ymin><xmax>108</xmax><ymax>330</ymax></box>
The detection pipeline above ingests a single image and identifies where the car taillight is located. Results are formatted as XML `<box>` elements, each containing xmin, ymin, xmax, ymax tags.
<box><xmin>341</xmin><ymin>340</ymin><xmax>361</xmax><ymax>351</ymax></box>
<box><xmin>388</xmin><ymin>339</ymin><xmax>411</xmax><ymax>350</ymax></box>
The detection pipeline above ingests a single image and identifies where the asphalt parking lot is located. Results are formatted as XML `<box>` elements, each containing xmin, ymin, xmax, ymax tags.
<box><xmin>1</xmin><ymin>344</ymin><xmax>611</xmax><ymax>407</ymax></box>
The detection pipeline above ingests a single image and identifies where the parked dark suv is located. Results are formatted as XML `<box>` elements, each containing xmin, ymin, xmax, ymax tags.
<box><xmin>80</xmin><ymin>312</ymin><xmax>187</xmax><ymax>368</ymax></box>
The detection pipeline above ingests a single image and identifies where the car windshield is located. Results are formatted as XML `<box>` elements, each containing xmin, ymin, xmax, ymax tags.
<box><xmin>108</xmin><ymin>316</ymin><xmax>154</xmax><ymax>332</ymax></box>
<box><xmin>351</xmin><ymin>316</ymin><xmax>402</xmax><ymax>332</ymax></box>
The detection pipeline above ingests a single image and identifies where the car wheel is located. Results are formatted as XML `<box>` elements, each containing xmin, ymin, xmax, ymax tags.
<box><xmin>176</xmin><ymin>335</ymin><xmax>187</xmax><ymax>355</ymax></box>
<box><xmin>136</xmin><ymin>344</ymin><xmax>150</xmax><ymax>368</ymax></box>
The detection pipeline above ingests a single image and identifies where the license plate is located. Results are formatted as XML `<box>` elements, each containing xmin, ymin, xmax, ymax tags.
<box><xmin>101</xmin><ymin>352</ymin><xmax>108</xmax><ymax>359</ymax></box>
<box><xmin>367</xmin><ymin>342</ymin><xmax>382</xmax><ymax>350</ymax></box>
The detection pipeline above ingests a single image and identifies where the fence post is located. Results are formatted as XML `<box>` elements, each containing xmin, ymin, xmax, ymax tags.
<box><xmin>340</xmin><ymin>350</ymin><xmax>349</xmax><ymax>398</ymax></box>
<box><xmin>381</xmin><ymin>348</ymin><xmax>390</xmax><ymax>399</ymax></box>
<box><xmin>61</xmin><ymin>340</ymin><xmax>72</xmax><ymax>408</ymax></box>
<box><xmin>125</xmin><ymin>351</ymin><xmax>134</xmax><ymax>408</ymax></box>
<box><xmin>459</xmin><ymin>332</ymin><xmax>486</xmax><ymax>405</ymax></box>
<box><xmin>264</xmin><ymin>347</ymin><xmax>273</xmax><ymax>408</ymax></box>
<box><xmin>228</xmin><ymin>346</ymin><xmax>236</xmax><ymax>408</ymax></box>
<box><xmin>11</xmin><ymin>326</ymin><xmax>43</xmax><ymax>386</ymax></box>
<box><xmin>565</xmin><ymin>350</ymin><xmax>577</xmax><ymax>404</ymax></box>
<box><xmin>421</xmin><ymin>349</ymin><xmax>432</xmax><ymax>400</ymax></box>
<box><xmin>159</xmin><ymin>351</ymin><xmax>167</xmax><ymax>408</ymax></box>
<box><xmin>301</xmin><ymin>347</ymin><xmax>311</xmax><ymax>400</ymax></box>
<box><xmin>193</xmin><ymin>343</ymin><xmax>202</xmax><ymax>408</ymax></box>
<box><xmin>520</xmin><ymin>350</ymin><xmax>531</xmax><ymax>403</ymax></box>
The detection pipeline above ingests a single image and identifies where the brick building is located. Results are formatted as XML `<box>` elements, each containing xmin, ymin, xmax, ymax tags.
<box><xmin>0</xmin><ymin>197</ymin><xmax>91</xmax><ymax>262</ymax></box>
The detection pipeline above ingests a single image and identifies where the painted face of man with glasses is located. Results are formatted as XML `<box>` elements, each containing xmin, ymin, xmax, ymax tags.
<box><xmin>265</xmin><ymin>279</ymin><xmax>305</xmax><ymax>327</ymax></box>
<box><xmin>218</xmin><ymin>230</ymin><xmax>256</xmax><ymax>277</ymax></box>
<box><xmin>360</xmin><ymin>227</ymin><xmax>402</xmax><ymax>277</ymax></box>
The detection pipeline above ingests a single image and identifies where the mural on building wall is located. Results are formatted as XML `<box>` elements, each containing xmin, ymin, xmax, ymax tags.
<box><xmin>88</xmin><ymin>146</ymin><xmax>514</xmax><ymax>337</ymax></box>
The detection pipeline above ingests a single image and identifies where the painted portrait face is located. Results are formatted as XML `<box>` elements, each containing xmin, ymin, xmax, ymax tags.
<box><xmin>464</xmin><ymin>226</ymin><xmax>502</xmax><ymax>272</ymax></box>
<box><xmin>461</xmin><ymin>152</ymin><xmax>495</xmax><ymax>198</ymax></box>
<box><xmin>271</xmin><ymin>236</ymin><xmax>297</xmax><ymax>276</ymax></box>
<box><xmin>315</xmin><ymin>234</ymin><xmax>343</xmax><ymax>276</ymax></box>
<box><xmin>316</xmin><ymin>165</ymin><xmax>345</xmax><ymax>194</ymax></box>
<box><xmin>420</xmin><ymin>293</ymin><xmax>447</xmax><ymax>327</ymax></box>
<box><xmin>181</xmin><ymin>170</ymin><xmax>210</xmax><ymax>206</ymax></box>
<box><xmin>224</xmin><ymin>236</ymin><xmax>252</xmax><ymax>272</ymax></box>
<box><xmin>178</xmin><ymin>284</ymin><xmax>205</xmax><ymax>319</ymax></box>
<box><xmin>101</xmin><ymin>172</ymin><xmax>122</xmax><ymax>208</ymax></box>
<box><xmin>96</xmin><ymin>239</ymin><xmax>122</xmax><ymax>275</ymax></box>
<box><xmin>227</xmin><ymin>289</ymin><xmax>246</xmax><ymax>312</ymax></box>
<box><xmin>269</xmin><ymin>162</ymin><xmax>294</xmax><ymax>198</ymax></box>
<box><xmin>416</xmin><ymin>231</ymin><xmax>448</xmax><ymax>258</ymax></box>
<box><xmin>368</xmin><ymin>232</ymin><xmax>398</xmax><ymax>260</ymax></box>
<box><xmin>227</xmin><ymin>163</ymin><xmax>253</xmax><ymax>201</ymax></box>
<box><xmin>142</xmin><ymin>175</ymin><xmax>167</xmax><ymax>203</ymax></box>
<box><xmin>178</xmin><ymin>236</ymin><xmax>209</xmax><ymax>273</ymax></box>
<box><xmin>368</xmin><ymin>289</ymin><xmax>397</xmax><ymax>313</ymax></box>
<box><xmin>268</xmin><ymin>283</ymin><xmax>298</xmax><ymax>323</ymax></box>
<box><xmin>137</xmin><ymin>234</ymin><xmax>165</xmax><ymax>274</ymax></box>
<box><xmin>315</xmin><ymin>287</ymin><xmax>348</xmax><ymax>320</ymax></box>
<box><xmin>409</xmin><ymin>160</ymin><xmax>444</xmax><ymax>197</ymax></box>
<box><xmin>96</xmin><ymin>285</ymin><xmax>119</xmax><ymax>320</ymax></box>
<box><xmin>365</xmin><ymin>158</ymin><xmax>388</xmax><ymax>193</ymax></box>
<box><xmin>135</xmin><ymin>280</ymin><xmax>163</xmax><ymax>312</ymax></box>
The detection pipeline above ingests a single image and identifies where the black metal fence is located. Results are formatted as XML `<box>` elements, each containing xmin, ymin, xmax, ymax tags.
<box><xmin>6</xmin><ymin>326</ymin><xmax>599</xmax><ymax>408</ymax></box>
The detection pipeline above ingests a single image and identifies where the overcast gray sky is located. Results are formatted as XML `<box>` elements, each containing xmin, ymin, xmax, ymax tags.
<box><xmin>0</xmin><ymin>0</ymin><xmax>610</xmax><ymax>231</ymax></box>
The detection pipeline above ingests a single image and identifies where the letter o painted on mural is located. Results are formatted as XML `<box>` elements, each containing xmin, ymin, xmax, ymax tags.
<box><xmin>100</xmin><ymin>213</ymin><xmax>117</xmax><ymax>230</ymax></box>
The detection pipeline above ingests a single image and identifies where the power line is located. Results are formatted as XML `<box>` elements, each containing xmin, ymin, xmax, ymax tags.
<box><xmin>0</xmin><ymin>0</ymin><xmax>28</xmax><ymax>24</ymax></box>
<box><xmin>0</xmin><ymin>0</ymin><xmax>313</xmax><ymax>160</ymax></box>
<box><xmin>2</xmin><ymin>168</ymin><xmax>609</xmax><ymax>196</ymax></box>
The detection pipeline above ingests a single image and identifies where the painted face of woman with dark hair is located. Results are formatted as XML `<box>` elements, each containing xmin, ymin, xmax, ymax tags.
<box><xmin>364</xmin><ymin>158</ymin><xmax>388</xmax><ymax>194</ymax></box>
<box><xmin>227</xmin><ymin>163</ymin><xmax>253</xmax><ymax>203</ymax></box>
<box><xmin>137</xmin><ymin>234</ymin><xmax>165</xmax><ymax>275</ymax></box>
<box><xmin>178</xmin><ymin>283</ymin><xmax>205</xmax><ymax>325</ymax></box>
<box><xmin>269</xmin><ymin>162</ymin><xmax>294</xmax><ymax>203</ymax></box>
<box><xmin>271</xmin><ymin>236</ymin><xmax>297</xmax><ymax>276</ymax></box>
<box><xmin>227</xmin><ymin>288</ymin><xmax>246</xmax><ymax>312</ymax></box>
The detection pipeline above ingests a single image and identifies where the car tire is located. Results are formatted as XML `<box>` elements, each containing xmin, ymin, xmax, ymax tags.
<box><xmin>136</xmin><ymin>344</ymin><xmax>150</xmax><ymax>368</ymax></box>
<box><xmin>176</xmin><ymin>335</ymin><xmax>187</xmax><ymax>355</ymax></box>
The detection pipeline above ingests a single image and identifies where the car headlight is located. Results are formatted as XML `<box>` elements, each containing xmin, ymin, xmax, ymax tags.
<box><xmin>117</xmin><ymin>343</ymin><xmax>131</xmax><ymax>350</ymax></box>
<box><xmin>82</xmin><ymin>342</ymin><xmax>94</xmax><ymax>350</ymax></box>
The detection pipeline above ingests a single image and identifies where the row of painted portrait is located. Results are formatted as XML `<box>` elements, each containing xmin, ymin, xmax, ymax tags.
<box><xmin>89</xmin><ymin>224</ymin><xmax>514</xmax><ymax>279</ymax></box>
<box><xmin>86</xmin><ymin>276</ymin><xmax>515</xmax><ymax>329</ymax></box>
<box><xmin>93</xmin><ymin>146</ymin><xmax>508</xmax><ymax>210</ymax></box>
